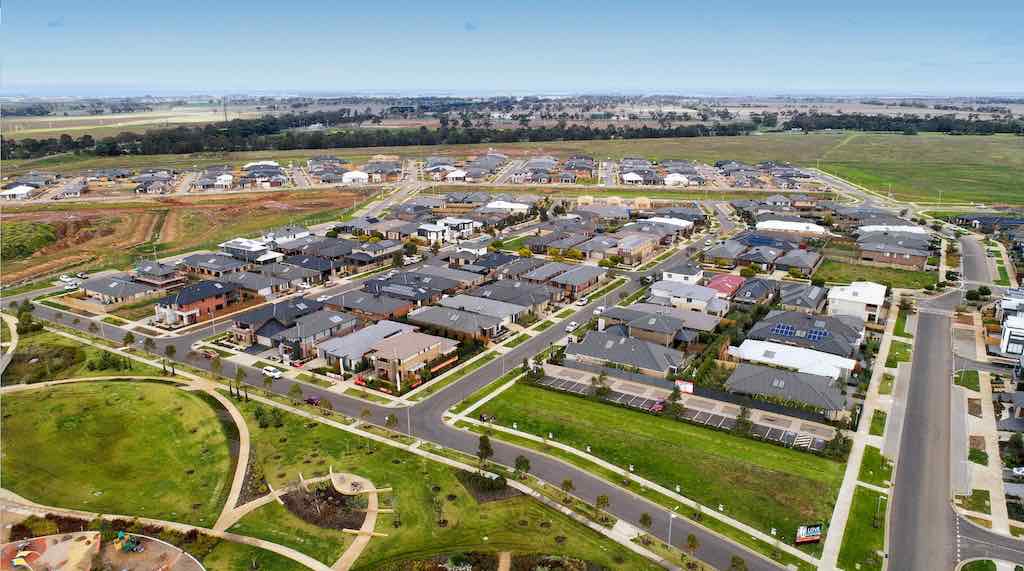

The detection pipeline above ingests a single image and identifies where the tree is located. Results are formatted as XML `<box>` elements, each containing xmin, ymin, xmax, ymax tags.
<box><xmin>729</xmin><ymin>556</ymin><xmax>747</xmax><ymax>571</ymax></box>
<box><xmin>122</xmin><ymin>332</ymin><xmax>135</xmax><ymax>347</ymax></box>
<box><xmin>477</xmin><ymin>434</ymin><xmax>494</xmax><ymax>467</ymax></box>
<box><xmin>391</xmin><ymin>252</ymin><xmax>403</xmax><ymax>268</ymax></box>
<box><xmin>211</xmin><ymin>355</ymin><xmax>223</xmax><ymax>379</ymax></box>
<box><xmin>430</xmin><ymin>241</ymin><xmax>440</xmax><ymax>256</ymax></box>
<box><xmin>88</xmin><ymin>321</ymin><xmax>99</xmax><ymax>334</ymax></box>
<box><xmin>384</xmin><ymin>413</ymin><xmax>398</xmax><ymax>432</ymax></box>
<box><xmin>288</xmin><ymin>383</ymin><xmax>303</xmax><ymax>402</ymax></box>
<box><xmin>978</xmin><ymin>285</ymin><xmax>992</xmax><ymax>297</ymax></box>
<box><xmin>595</xmin><ymin>494</ymin><xmax>610</xmax><ymax>520</ymax></box>
<box><xmin>733</xmin><ymin>405</ymin><xmax>753</xmax><ymax>435</ymax></box>
<box><xmin>560</xmin><ymin>478</ymin><xmax>575</xmax><ymax>500</ymax></box>
<box><xmin>517</xmin><ymin>247</ymin><xmax>533</xmax><ymax>258</ymax></box>
<box><xmin>514</xmin><ymin>454</ymin><xmax>531</xmax><ymax>478</ymax></box>
<box><xmin>235</xmin><ymin>368</ymin><xmax>245</xmax><ymax>398</ymax></box>
<box><xmin>403</xmin><ymin>241</ymin><xmax>418</xmax><ymax>256</ymax></box>
<box><xmin>164</xmin><ymin>345</ymin><xmax>176</xmax><ymax>375</ymax></box>
<box><xmin>639</xmin><ymin>512</ymin><xmax>653</xmax><ymax>543</ymax></box>
<box><xmin>360</xmin><ymin>407</ymin><xmax>372</xmax><ymax>423</ymax></box>
<box><xmin>143</xmin><ymin>337</ymin><xmax>155</xmax><ymax>353</ymax></box>
<box><xmin>686</xmin><ymin>533</ymin><xmax>699</xmax><ymax>558</ymax></box>
<box><xmin>965</xmin><ymin>289</ymin><xmax>980</xmax><ymax>301</ymax></box>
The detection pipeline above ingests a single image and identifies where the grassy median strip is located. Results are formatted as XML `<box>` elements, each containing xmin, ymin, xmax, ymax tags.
<box><xmin>450</xmin><ymin>367</ymin><xmax>524</xmax><ymax>415</ymax></box>
<box><xmin>894</xmin><ymin>309</ymin><xmax>913</xmax><ymax>338</ymax></box>
<box><xmin>885</xmin><ymin>340</ymin><xmax>912</xmax><ymax>368</ymax></box>
<box><xmin>837</xmin><ymin>487</ymin><xmax>888</xmax><ymax>571</ymax></box>
<box><xmin>617</xmin><ymin>286</ymin><xmax>649</xmax><ymax>306</ymax></box>
<box><xmin>534</xmin><ymin>320</ymin><xmax>555</xmax><ymax>332</ymax></box>
<box><xmin>475</xmin><ymin>382</ymin><xmax>842</xmax><ymax>557</ymax></box>
<box><xmin>879</xmin><ymin>373</ymin><xmax>895</xmax><ymax>395</ymax></box>
<box><xmin>957</xmin><ymin>489</ymin><xmax>992</xmax><ymax>515</ymax></box>
<box><xmin>503</xmin><ymin>333</ymin><xmax>530</xmax><ymax>348</ymax></box>
<box><xmin>858</xmin><ymin>446</ymin><xmax>892</xmax><ymax>488</ymax></box>
<box><xmin>956</xmin><ymin>370</ymin><xmax>981</xmax><ymax>392</ymax></box>
<box><xmin>868</xmin><ymin>410</ymin><xmax>887</xmax><ymax>437</ymax></box>
<box><xmin>585</xmin><ymin>277</ymin><xmax>627</xmax><ymax>302</ymax></box>
<box><xmin>410</xmin><ymin>351</ymin><xmax>498</xmax><ymax>401</ymax></box>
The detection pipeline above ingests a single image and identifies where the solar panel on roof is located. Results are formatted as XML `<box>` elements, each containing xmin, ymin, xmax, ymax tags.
<box><xmin>807</xmin><ymin>328</ymin><xmax>829</xmax><ymax>341</ymax></box>
<box><xmin>771</xmin><ymin>323</ymin><xmax>796</xmax><ymax>337</ymax></box>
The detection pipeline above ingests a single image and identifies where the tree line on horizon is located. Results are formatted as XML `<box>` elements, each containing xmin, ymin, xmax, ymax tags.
<box><xmin>783</xmin><ymin>112</ymin><xmax>1023</xmax><ymax>135</ymax></box>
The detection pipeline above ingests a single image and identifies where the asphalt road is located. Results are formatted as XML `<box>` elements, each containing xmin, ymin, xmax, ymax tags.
<box><xmin>960</xmin><ymin>235</ymin><xmax>991</xmax><ymax>286</ymax></box>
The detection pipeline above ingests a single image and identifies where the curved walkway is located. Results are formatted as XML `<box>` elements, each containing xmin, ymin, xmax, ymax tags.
<box><xmin>0</xmin><ymin>312</ymin><xmax>20</xmax><ymax>376</ymax></box>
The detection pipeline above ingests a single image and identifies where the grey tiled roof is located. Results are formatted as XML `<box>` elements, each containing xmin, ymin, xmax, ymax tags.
<box><xmin>726</xmin><ymin>363</ymin><xmax>846</xmax><ymax>411</ymax></box>
<box><xmin>748</xmin><ymin>310</ymin><xmax>864</xmax><ymax>357</ymax></box>
<box><xmin>567</xmin><ymin>330</ymin><xmax>686</xmax><ymax>374</ymax></box>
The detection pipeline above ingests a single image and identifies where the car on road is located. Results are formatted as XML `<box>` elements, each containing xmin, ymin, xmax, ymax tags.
<box><xmin>704</xmin><ymin>239</ymin><xmax>713</xmax><ymax>246</ymax></box>
<box><xmin>1013</xmin><ymin>467</ymin><xmax>1024</xmax><ymax>477</ymax></box>
<box><xmin>575</xmin><ymin>298</ymin><xmax>588</xmax><ymax>306</ymax></box>
<box><xmin>199</xmin><ymin>348</ymin><xmax>218</xmax><ymax>359</ymax></box>
<box><xmin>262</xmin><ymin>366</ymin><xmax>282</xmax><ymax>379</ymax></box>
<box><xmin>59</xmin><ymin>274</ymin><xmax>75</xmax><ymax>283</ymax></box>
<box><xmin>62</xmin><ymin>283</ymin><xmax>79</xmax><ymax>291</ymax></box>
<box><xmin>593</xmin><ymin>306</ymin><xmax>605</xmax><ymax>315</ymax></box>
<box><xmin>566</xmin><ymin>321</ymin><xmax>579</xmax><ymax>332</ymax></box>
<box><xmin>642</xmin><ymin>275</ymin><xmax>656</xmax><ymax>285</ymax></box>
<box><xmin>316</xmin><ymin>295</ymin><xmax>331</xmax><ymax>302</ymax></box>
<box><xmin>75</xmin><ymin>272</ymin><xmax>88</xmax><ymax>279</ymax></box>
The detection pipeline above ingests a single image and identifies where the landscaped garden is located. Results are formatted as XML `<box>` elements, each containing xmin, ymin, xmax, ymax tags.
<box><xmin>474</xmin><ymin>382</ymin><xmax>844</xmax><ymax>549</ymax></box>
<box><xmin>1</xmin><ymin>380</ymin><xmax>234</xmax><ymax>526</ymax></box>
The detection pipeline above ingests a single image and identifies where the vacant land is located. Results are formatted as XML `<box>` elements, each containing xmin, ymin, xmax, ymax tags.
<box><xmin>5</xmin><ymin>132</ymin><xmax>1020</xmax><ymax>203</ymax></box>
<box><xmin>814</xmin><ymin>259</ymin><xmax>937</xmax><ymax>289</ymax></box>
<box><xmin>476</xmin><ymin>383</ymin><xmax>844</xmax><ymax>543</ymax></box>
<box><xmin>5</xmin><ymin>328</ymin><xmax>163</xmax><ymax>385</ymax></box>
<box><xmin>1</xmin><ymin>381</ymin><xmax>233</xmax><ymax>526</ymax></box>
<box><xmin>0</xmin><ymin>189</ymin><xmax>367</xmax><ymax>285</ymax></box>
<box><xmin>230</xmin><ymin>396</ymin><xmax>656</xmax><ymax>569</ymax></box>
<box><xmin>837</xmin><ymin>487</ymin><xmax>887</xmax><ymax>571</ymax></box>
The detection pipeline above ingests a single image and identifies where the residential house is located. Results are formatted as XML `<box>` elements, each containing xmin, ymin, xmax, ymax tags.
<box><xmin>317</xmin><ymin>320</ymin><xmax>418</xmax><ymax>371</ymax></box>
<box><xmin>414</xmin><ymin>265</ymin><xmax>488</xmax><ymax>288</ymax></box>
<box><xmin>230</xmin><ymin>298</ymin><xmax>325</xmax><ymax>347</ymax></box>
<box><xmin>577</xmin><ymin>236</ymin><xmax>620</xmax><ymax>261</ymax></box>
<box><xmin>284</xmin><ymin>255</ymin><xmax>343</xmax><ymax>282</ymax></box>
<box><xmin>827</xmin><ymin>281</ymin><xmax>887</xmax><ymax>323</ymax></box>
<box><xmin>154</xmin><ymin>281</ymin><xmax>239</xmax><ymax>326</ymax></box>
<box><xmin>735</xmin><ymin>246</ymin><xmax>783</xmax><ymax>272</ymax></box>
<box><xmin>181</xmin><ymin>253</ymin><xmax>249</xmax><ymax>278</ymax></box>
<box><xmin>728</xmin><ymin>339</ymin><xmax>857</xmax><ymax>382</ymax></box>
<box><xmin>80</xmin><ymin>276</ymin><xmax>159</xmax><ymax>305</ymax></box>
<box><xmin>407</xmin><ymin>306</ymin><xmax>503</xmax><ymax>341</ymax></box>
<box><xmin>225</xmin><ymin>271</ymin><xmax>292</xmax><ymax>300</ymax></box>
<box><xmin>999</xmin><ymin>315</ymin><xmax>1024</xmax><ymax>358</ymax></box>
<box><xmin>615</xmin><ymin>234</ymin><xmax>658</xmax><ymax>265</ymax></box>
<box><xmin>628</xmin><ymin>302</ymin><xmax>721</xmax><ymax>333</ymax></box>
<box><xmin>649</xmin><ymin>281</ymin><xmax>729</xmax><ymax>316</ymax></box>
<box><xmin>725</xmin><ymin>363</ymin><xmax>847</xmax><ymax>420</ymax></box>
<box><xmin>703</xmin><ymin>241</ymin><xmax>747</xmax><ymax>268</ymax></box>
<box><xmin>706</xmin><ymin>274</ymin><xmax>746</xmax><ymax>299</ymax></box>
<box><xmin>566</xmin><ymin>330</ymin><xmax>686</xmax><ymax>377</ymax></box>
<box><xmin>219</xmin><ymin>238</ymin><xmax>282</xmax><ymax>264</ymax></box>
<box><xmin>366</xmin><ymin>332</ymin><xmax>460</xmax><ymax>392</ymax></box>
<box><xmin>779</xmin><ymin>283</ymin><xmax>828</xmax><ymax>313</ymax></box>
<box><xmin>132</xmin><ymin>261</ymin><xmax>186</xmax><ymax>288</ymax></box>
<box><xmin>598</xmin><ymin>307</ymin><xmax>689</xmax><ymax>347</ymax></box>
<box><xmin>326</xmin><ymin>292</ymin><xmax>414</xmax><ymax>322</ymax></box>
<box><xmin>272</xmin><ymin>310</ymin><xmax>359</xmax><ymax>361</ymax></box>
<box><xmin>857</xmin><ymin>242</ymin><xmax>929</xmax><ymax>270</ymax></box>
<box><xmin>747</xmin><ymin>310</ymin><xmax>865</xmax><ymax>358</ymax></box>
<box><xmin>755</xmin><ymin>220</ymin><xmax>828</xmax><ymax>236</ymax></box>
<box><xmin>551</xmin><ymin>265</ymin><xmax>606</xmax><ymax>299</ymax></box>
<box><xmin>469</xmin><ymin>281</ymin><xmax>562</xmax><ymax>314</ymax></box>
<box><xmin>662</xmin><ymin>261</ymin><xmax>704</xmax><ymax>284</ymax></box>
<box><xmin>732</xmin><ymin>278</ymin><xmax>778</xmax><ymax>306</ymax></box>
<box><xmin>773</xmin><ymin>249</ymin><xmax>822</xmax><ymax>276</ymax></box>
<box><xmin>522</xmin><ymin>261</ymin><xmax>573</xmax><ymax>284</ymax></box>
<box><xmin>257</xmin><ymin>262</ymin><xmax>321</xmax><ymax>288</ymax></box>
<box><xmin>439</xmin><ymin>294</ymin><xmax>530</xmax><ymax>326</ymax></box>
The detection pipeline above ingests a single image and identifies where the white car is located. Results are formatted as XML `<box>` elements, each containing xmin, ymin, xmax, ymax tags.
<box><xmin>262</xmin><ymin>366</ymin><xmax>282</xmax><ymax>379</ymax></box>
<box><xmin>298</xmin><ymin>283</ymin><xmax>312</xmax><ymax>290</ymax></box>
<box><xmin>1013</xmin><ymin>467</ymin><xmax>1024</xmax><ymax>477</ymax></box>
<box><xmin>565</xmin><ymin>321</ymin><xmax>579</xmax><ymax>332</ymax></box>
<box><xmin>316</xmin><ymin>295</ymin><xmax>331</xmax><ymax>302</ymax></box>
<box><xmin>59</xmin><ymin>274</ymin><xmax>75</xmax><ymax>283</ymax></box>
<box><xmin>62</xmin><ymin>283</ymin><xmax>79</xmax><ymax>291</ymax></box>
<box><xmin>575</xmin><ymin>298</ymin><xmax>588</xmax><ymax>307</ymax></box>
<box><xmin>593</xmin><ymin>306</ymin><xmax>605</xmax><ymax>315</ymax></box>
<box><xmin>704</xmin><ymin>239</ymin><xmax>713</xmax><ymax>246</ymax></box>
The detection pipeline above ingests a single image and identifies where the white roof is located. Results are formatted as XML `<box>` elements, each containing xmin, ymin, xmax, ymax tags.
<box><xmin>827</xmin><ymin>281</ymin><xmax>887</xmax><ymax>306</ymax></box>
<box><xmin>664</xmin><ymin>173</ymin><xmax>690</xmax><ymax>185</ymax></box>
<box><xmin>755</xmin><ymin>220</ymin><xmax>827</xmax><ymax>235</ymax></box>
<box><xmin>728</xmin><ymin>340</ymin><xmax>857</xmax><ymax>380</ymax></box>
<box><xmin>644</xmin><ymin>216</ymin><xmax>694</xmax><ymax>229</ymax></box>
<box><xmin>858</xmin><ymin>224</ymin><xmax>929</xmax><ymax>235</ymax></box>
<box><xmin>419</xmin><ymin>223</ymin><xmax>444</xmax><ymax>232</ymax></box>
<box><xmin>0</xmin><ymin>185</ymin><xmax>35</xmax><ymax>196</ymax></box>
<box><xmin>216</xmin><ymin>173</ymin><xmax>234</xmax><ymax>182</ymax></box>
<box><xmin>439</xmin><ymin>217</ymin><xmax>474</xmax><ymax>225</ymax></box>
<box><xmin>244</xmin><ymin>160</ymin><xmax>279</xmax><ymax>168</ymax></box>
<box><xmin>219</xmin><ymin>237</ymin><xmax>269</xmax><ymax>252</ymax></box>
<box><xmin>1005</xmin><ymin>314</ymin><xmax>1024</xmax><ymax>331</ymax></box>
<box><xmin>342</xmin><ymin>170</ymin><xmax>369</xmax><ymax>181</ymax></box>
<box><xmin>446</xmin><ymin>169</ymin><xmax>468</xmax><ymax>179</ymax></box>
<box><xmin>650</xmin><ymin>280</ymin><xmax>718</xmax><ymax>302</ymax></box>
<box><xmin>621</xmin><ymin>172</ymin><xmax>643</xmax><ymax>182</ymax></box>
<box><xmin>485</xmin><ymin>200</ymin><xmax>530</xmax><ymax>210</ymax></box>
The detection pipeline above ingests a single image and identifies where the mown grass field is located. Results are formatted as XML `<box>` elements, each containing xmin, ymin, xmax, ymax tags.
<box><xmin>202</xmin><ymin>541</ymin><xmax>308</xmax><ymax>571</ymax></box>
<box><xmin>475</xmin><ymin>383</ymin><xmax>844</xmax><ymax>545</ymax></box>
<box><xmin>5</xmin><ymin>132</ymin><xmax>1021</xmax><ymax>203</ymax></box>
<box><xmin>837</xmin><ymin>487</ymin><xmax>887</xmax><ymax>571</ymax></box>
<box><xmin>814</xmin><ymin>259</ymin><xmax>937</xmax><ymax>289</ymax></box>
<box><xmin>1</xmin><ymin>381</ymin><xmax>234</xmax><ymax>526</ymax></box>
<box><xmin>229</xmin><ymin>502</ymin><xmax>352</xmax><ymax>566</ymax></box>
<box><xmin>230</xmin><ymin>396</ymin><xmax>658</xmax><ymax>570</ymax></box>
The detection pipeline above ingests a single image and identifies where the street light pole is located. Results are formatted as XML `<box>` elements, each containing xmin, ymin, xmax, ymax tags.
<box><xmin>668</xmin><ymin>513</ymin><xmax>677</xmax><ymax>547</ymax></box>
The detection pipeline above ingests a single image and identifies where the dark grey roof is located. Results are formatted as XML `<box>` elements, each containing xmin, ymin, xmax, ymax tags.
<box><xmin>233</xmin><ymin>297</ymin><xmax>324</xmax><ymax>327</ymax></box>
<box><xmin>469</xmin><ymin>281</ymin><xmax>559</xmax><ymax>307</ymax></box>
<box><xmin>81</xmin><ymin>276</ymin><xmax>155</xmax><ymax>298</ymax></box>
<box><xmin>271</xmin><ymin>310</ymin><xmax>357</xmax><ymax>342</ymax></box>
<box><xmin>748</xmin><ymin>310</ymin><xmax>864</xmax><ymax>357</ymax></box>
<box><xmin>726</xmin><ymin>363</ymin><xmax>846</xmax><ymax>411</ymax></box>
<box><xmin>628</xmin><ymin>302</ymin><xmax>722</xmax><ymax>332</ymax></box>
<box><xmin>134</xmin><ymin>261</ymin><xmax>178</xmax><ymax>277</ymax></box>
<box><xmin>283</xmin><ymin>255</ymin><xmax>340</xmax><ymax>272</ymax></box>
<box><xmin>664</xmin><ymin>261</ymin><xmax>702</xmax><ymax>276</ymax></box>
<box><xmin>413</xmin><ymin>264</ymin><xmax>484</xmax><ymax>285</ymax></box>
<box><xmin>551</xmin><ymin>265</ymin><xmax>606</xmax><ymax>286</ymax></box>
<box><xmin>774</xmin><ymin>249</ymin><xmax>822</xmax><ymax>269</ymax></box>
<box><xmin>704</xmin><ymin>241</ymin><xmax>747</xmax><ymax>259</ymax></box>
<box><xmin>408</xmin><ymin>306</ymin><xmax>502</xmax><ymax>335</ymax></box>
<box><xmin>523</xmin><ymin>262</ymin><xmax>574</xmax><ymax>282</ymax></box>
<box><xmin>258</xmin><ymin>262</ymin><xmax>320</xmax><ymax>281</ymax></box>
<box><xmin>736</xmin><ymin>246</ymin><xmax>783</xmax><ymax>264</ymax></box>
<box><xmin>439</xmin><ymin>294</ymin><xmax>529</xmax><ymax>320</ymax></box>
<box><xmin>567</xmin><ymin>330</ymin><xmax>686</xmax><ymax>374</ymax></box>
<box><xmin>733</xmin><ymin>279</ymin><xmax>778</xmax><ymax>303</ymax></box>
<box><xmin>182</xmin><ymin>253</ymin><xmax>248</xmax><ymax>272</ymax></box>
<box><xmin>225</xmin><ymin>271</ymin><xmax>290</xmax><ymax>291</ymax></box>
<box><xmin>159</xmin><ymin>280</ymin><xmax>237</xmax><ymax>307</ymax></box>
<box><xmin>328</xmin><ymin>292</ymin><xmax>411</xmax><ymax>315</ymax></box>
<box><xmin>779</xmin><ymin>283</ymin><xmax>828</xmax><ymax>310</ymax></box>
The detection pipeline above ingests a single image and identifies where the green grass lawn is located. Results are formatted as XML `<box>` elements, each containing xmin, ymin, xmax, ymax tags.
<box><xmin>885</xmin><ymin>340</ymin><xmax>913</xmax><ymax>368</ymax></box>
<box><xmin>110</xmin><ymin>298</ymin><xmax>159</xmax><ymax>321</ymax></box>
<box><xmin>879</xmin><ymin>373</ymin><xmax>895</xmax><ymax>396</ymax></box>
<box><xmin>450</xmin><ymin>367</ymin><xmax>525</xmax><ymax>415</ymax></box>
<box><xmin>958</xmin><ymin>489</ymin><xmax>992</xmax><ymax>515</ymax></box>
<box><xmin>894</xmin><ymin>309</ymin><xmax>913</xmax><ymax>338</ymax></box>
<box><xmin>969</xmin><ymin>448</ymin><xmax>989</xmax><ymax>466</ymax></box>
<box><xmin>555</xmin><ymin>307</ymin><xmax>576</xmax><ymax>319</ymax></box>
<box><xmin>1</xmin><ymin>380</ymin><xmax>233</xmax><ymax>526</ymax></box>
<box><xmin>617</xmin><ymin>287</ymin><xmax>649</xmax><ymax>306</ymax></box>
<box><xmin>229</xmin><ymin>502</ymin><xmax>351</xmax><ymax>566</ymax></box>
<box><xmin>956</xmin><ymin>370</ymin><xmax>981</xmax><ymax>392</ymax></box>
<box><xmin>585</xmin><ymin>277</ymin><xmax>627</xmax><ymax>302</ymax></box>
<box><xmin>534</xmin><ymin>320</ymin><xmax>555</xmax><ymax>332</ymax></box>
<box><xmin>814</xmin><ymin>259</ymin><xmax>937</xmax><ymax>289</ymax></box>
<box><xmin>960</xmin><ymin>561</ymin><xmax>997</xmax><ymax>571</ymax></box>
<box><xmin>4</xmin><ymin>328</ymin><xmax>163</xmax><ymax>385</ymax></box>
<box><xmin>858</xmin><ymin>446</ymin><xmax>893</xmax><ymax>488</ymax></box>
<box><xmin>476</xmin><ymin>383</ymin><xmax>844</xmax><ymax>545</ymax></box>
<box><xmin>869</xmin><ymin>410</ymin><xmax>887</xmax><ymax>437</ymax></box>
<box><xmin>836</xmin><ymin>487</ymin><xmax>888</xmax><ymax>571</ymax></box>
<box><xmin>503</xmin><ymin>333</ymin><xmax>530</xmax><ymax>348</ymax></box>
<box><xmin>498</xmin><ymin>236</ymin><xmax>528</xmax><ymax>252</ymax></box>
<box><xmin>227</xmin><ymin>395</ymin><xmax>657</xmax><ymax>570</ymax></box>
<box><xmin>995</xmin><ymin>263</ymin><xmax>1011</xmax><ymax>286</ymax></box>
<box><xmin>202</xmin><ymin>539</ymin><xmax>309</xmax><ymax>571</ymax></box>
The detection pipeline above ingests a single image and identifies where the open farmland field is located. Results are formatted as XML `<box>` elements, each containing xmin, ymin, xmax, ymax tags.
<box><xmin>1</xmin><ymin>106</ymin><xmax>266</xmax><ymax>140</ymax></box>
<box><xmin>0</xmin><ymin>188</ymin><xmax>369</xmax><ymax>285</ymax></box>
<box><xmin>5</xmin><ymin>132</ymin><xmax>1020</xmax><ymax>204</ymax></box>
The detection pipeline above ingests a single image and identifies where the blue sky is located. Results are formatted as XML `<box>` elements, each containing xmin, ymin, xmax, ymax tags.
<box><xmin>3</xmin><ymin>0</ymin><xmax>1022</xmax><ymax>96</ymax></box>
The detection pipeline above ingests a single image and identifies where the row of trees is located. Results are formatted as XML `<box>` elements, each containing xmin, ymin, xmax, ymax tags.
<box><xmin>783</xmin><ymin>112</ymin><xmax>1024</xmax><ymax>134</ymax></box>
<box><xmin>2</xmin><ymin>114</ymin><xmax>757</xmax><ymax>160</ymax></box>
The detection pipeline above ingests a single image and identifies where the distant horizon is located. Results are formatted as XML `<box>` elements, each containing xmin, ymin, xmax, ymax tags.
<box><xmin>3</xmin><ymin>1</ymin><xmax>1022</xmax><ymax>98</ymax></box>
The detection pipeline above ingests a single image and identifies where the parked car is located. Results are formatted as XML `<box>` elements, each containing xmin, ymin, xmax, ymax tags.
<box><xmin>316</xmin><ymin>295</ymin><xmax>331</xmax><ymax>302</ymax></box>
<box><xmin>262</xmin><ymin>366</ymin><xmax>282</xmax><ymax>379</ymax></box>
<box><xmin>62</xmin><ymin>283</ymin><xmax>79</xmax><ymax>291</ymax></box>
<box><xmin>593</xmin><ymin>305</ymin><xmax>606</xmax><ymax>315</ymax></box>
<box><xmin>566</xmin><ymin>321</ymin><xmax>579</xmax><ymax>332</ymax></box>
<box><xmin>1013</xmin><ymin>467</ymin><xmax>1024</xmax><ymax>477</ymax></box>
<box><xmin>704</xmin><ymin>239</ymin><xmax>713</xmax><ymax>246</ymax></box>
<box><xmin>575</xmin><ymin>298</ymin><xmax>589</xmax><ymax>307</ymax></box>
<box><xmin>75</xmin><ymin>272</ymin><xmax>88</xmax><ymax>279</ymax></box>
<box><xmin>59</xmin><ymin>274</ymin><xmax>75</xmax><ymax>283</ymax></box>
<box><xmin>200</xmin><ymin>348</ymin><xmax>218</xmax><ymax>359</ymax></box>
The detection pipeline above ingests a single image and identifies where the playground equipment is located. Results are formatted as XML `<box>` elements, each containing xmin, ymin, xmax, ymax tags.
<box><xmin>10</xmin><ymin>550</ymin><xmax>38</xmax><ymax>570</ymax></box>
<box><xmin>113</xmin><ymin>532</ymin><xmax>144</xmax><ymax>553</ymax></box>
